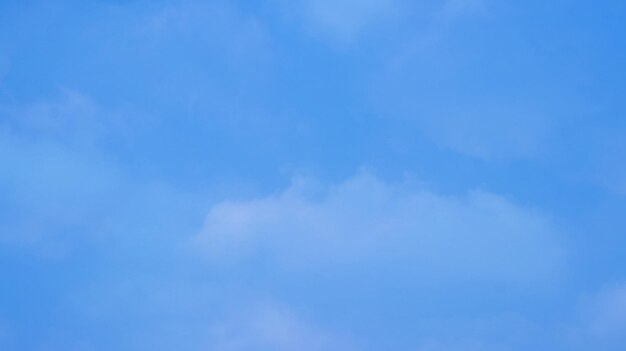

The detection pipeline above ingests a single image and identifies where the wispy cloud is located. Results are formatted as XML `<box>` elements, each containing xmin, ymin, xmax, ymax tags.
<box><xmin>0</xmin><ymin>320</ymin><xmax>11</xmax><ymax>350</ymax></box>
<box><xmin>208</xmin><ymin>302</ymin><xmax>354</xmax><ymax>351</ymax></box>
<box><xmin>272</xmin><ymin>0</ymin><xmax>486</xmax><ymax>46</ymax></box>
<box><xmin>586</xmin><ymin>284</ymin><xmax>626</xmax><ymax>341</ymax></box>
<box><xmin>1</xmin><ymin>89</ymin><xmax>105</xmax><ymax>146</ymax></box>
<box><xmin>0</xmin><ymin>90</ymin><xmax>203</xmax><ymax>257</ymax></box>
<box><xmin>0</xmin><ymin>91</ymin><xmax>122</xmax><ymax>253</ymax></box>
<box><xmin>274</xmin><ymin>0</ymin><xmax>403</xmax><ymax>45</ymax></box>
<box><xmin>439</xmin><ymin>0</ymin><xmax>486</xmax><ymax>19</ymax></box>
<box><xmin>195</xmin><ymin>171</ymin><xmax>564</xmax><ymax>287</ymax></box>
<box><xmin>421</xmin><ymin>100</ymin><xmax>554</xmax><ymax>160</ymax></box>
<box><xmin>555</xmin><ymin>283</ymin><xmax>626</xmax><ymax>350</ymax></box>
<box><xmin>131</xmin><ymin>1</ymin><xmax>270</xmax><ymax>60</ymax></box>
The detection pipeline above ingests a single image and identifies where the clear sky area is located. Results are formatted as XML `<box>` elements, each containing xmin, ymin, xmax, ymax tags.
<box><xmin>1</xmin><ymin>0</ymin><xmax>626</xmax><ymax>350</ymax></box>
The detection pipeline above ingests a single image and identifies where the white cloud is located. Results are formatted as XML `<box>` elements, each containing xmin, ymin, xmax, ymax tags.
<box><xmin>208</xmin><ymin>302</ymin><xmax>354</xmax><ymax>351</ymax></box>
<box><xmin>195</xmin><ymin>172</ymin><xmax>564</xmax><ymax>287</ymax></box>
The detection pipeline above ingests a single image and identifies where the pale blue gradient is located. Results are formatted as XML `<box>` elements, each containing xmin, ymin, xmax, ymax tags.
<box><xmin>1</xmin><ymin>0</ymin><xmax>626</xmax><ymax>350</ymax></box>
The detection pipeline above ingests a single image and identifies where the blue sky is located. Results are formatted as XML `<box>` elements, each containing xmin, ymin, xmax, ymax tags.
<box><xmin>1</xmin><ymin>0</ymin><xmax>626</xmax><ymax>350</ymax></box>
